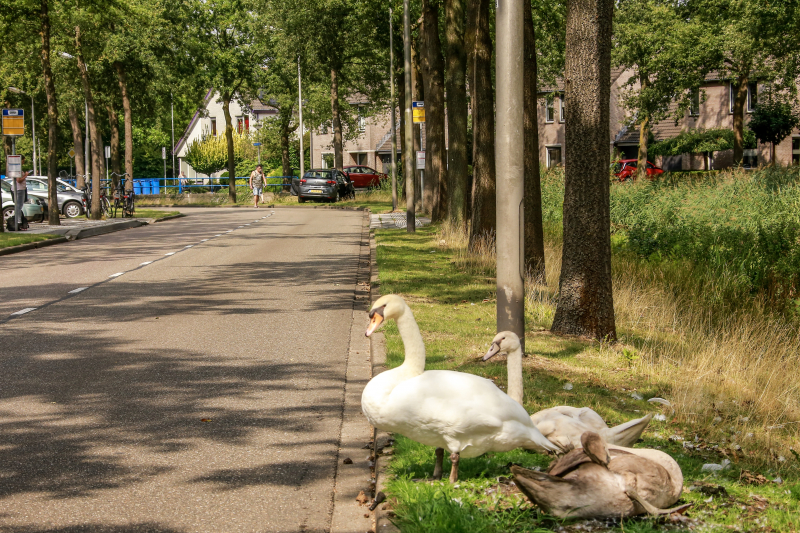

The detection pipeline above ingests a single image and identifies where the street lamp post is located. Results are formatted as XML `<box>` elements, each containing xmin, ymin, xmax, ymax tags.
<box><xmin>7</xmin><ymin>87</ymin><xmax>36</xmax><ymax>176</ymax></box>
<box><xmin>171</xmin><ymin>93</ymin><xmax>175</xmax><ymax>182</ymax></box>
<box><xmin>495</xmin><ymin>0</ymin><xmax>525</xmax><ymax>343</ymax></box>
<box><xmin>298</xmin><ymin>56</ymin><xmax>304</xmax><ymax>179</ymax></box>
<box><xmin>403</xmin><ymin>0</ymin><xmax>415</xmax><ymax>232</ymax></box>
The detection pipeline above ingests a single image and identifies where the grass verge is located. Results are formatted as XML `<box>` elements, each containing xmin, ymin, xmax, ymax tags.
<box><xmin>0</xmin><ymin>232</ymin><xmax>61</xmax><ymax>249</ymax></box>
<box><xmin>375</xmin><ymin>225</ymin><xmax>800</xmax><ymax>532</ymax></box>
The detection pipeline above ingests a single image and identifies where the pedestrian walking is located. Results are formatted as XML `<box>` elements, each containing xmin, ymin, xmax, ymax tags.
<box><xmin>249</xmin><ymin>165</ymin><xmax>265</xmax><ymax>208</ymax></box>
<box><xmin>13</xmin><ymin>156</ymin><xmax>31</xmax><ymax>231</ymax></box>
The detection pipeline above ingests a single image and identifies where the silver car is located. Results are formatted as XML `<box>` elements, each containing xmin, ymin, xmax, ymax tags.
<box><xmin>1</xmin><ymin>181</ymin><xmax>45</xmax><ymax>223</ymax></box>
<box><xmin>293</xmin><ymin>169</ymin><xmax>351</xmax><ymax>203</ymax></box>
<box><xmin>5</xmin><ymin>176</ymin><xmax>85</xmax><ymax>218</ymax></box>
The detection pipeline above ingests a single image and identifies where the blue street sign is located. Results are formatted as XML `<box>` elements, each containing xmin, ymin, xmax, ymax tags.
<box><xmin>2</xmin><ymin>109</ymin><xmax>24</xmax><ymax>116</ymax></box>
<box><xmin>252</xmin><ymin>142</ymin><xmax>262</xmax><ymax>147</ymax></box>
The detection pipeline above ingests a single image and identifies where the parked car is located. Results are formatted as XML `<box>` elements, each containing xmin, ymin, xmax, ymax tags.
<box><xmin>3</xmin><ymin>176</ymin><xmax>85</xmax><ymax>218</ymax></box>
<box><xmin>613</xmin><ymin>159</ymin><xmax>664</xmax><ymax>181</ymax></box>
<box><xmin>293</xmin><ymin>169</ymin><xmax>353</xmax><ymax>203</ymax></box>
<box><xmin>342</xmin><ymin>165</ymin><xmax>387</xmax><ymax>188</ymax></box>
<box><xmin>1</xmin><ymin>181</ymin><xmax>45</xmax><ymax>223</ymax></box>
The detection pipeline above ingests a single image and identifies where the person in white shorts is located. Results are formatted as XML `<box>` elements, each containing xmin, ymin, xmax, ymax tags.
<box><xmin>250</xmin><ymin>165</ymin><xmax>265</xmax><ymax>208</ymax></box>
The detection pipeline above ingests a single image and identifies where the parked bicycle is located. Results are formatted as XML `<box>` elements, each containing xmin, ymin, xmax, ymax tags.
<box><xmin>80</xmin><ymin>180</ymin><xmax>110</xmax><ymax>218</ymax></box>
<box><xmin>110</xmin><ymin>173</ymin><xmax>135</xmax><ymax>218</ymax></box>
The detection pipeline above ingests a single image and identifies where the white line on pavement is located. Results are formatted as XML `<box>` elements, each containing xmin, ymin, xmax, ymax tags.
<box><xmin>238</xmin><ymin>226</ymin><xmax>244</xmax><ymax>228</ymax></box>
<box><xmin>109</xmin><ymin>272</ymin><xmax>125</xmax><ymax>278</ymax></box>
<box><xmin>68</xmin><ymin>287</ymin><xmax>89</xmax><ymax>294</ymax></box>
<box><xmin>215</xmin><ymin>234</ymin><xmax>222</xmax><ymax>237</ymax></box>
<box><xmin>140</xmin><ymin>261</ymin><xmax>153</xmax><ymax>266</ymax></box>
<box><xmin>165</xmin><ymin>252</ymin><xmax>176</xmax><ymax>256</ymax></box>
<box><xmin>11</xmin><ymin>308</ymin><xmax>37</xmax><ymax>316</ymax></box>
<box><xmin>201</xmin><ymin>239</ymin><xmax>208</xmax><ymax>242</ymax></box>
<box><xmin>185</xmin><ymin>245</ymin><xmax>193</xmax><ymax>248</ymax></box>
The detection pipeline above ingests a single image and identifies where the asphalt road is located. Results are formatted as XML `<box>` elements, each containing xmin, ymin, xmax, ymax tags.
<box><xmin>0</xmin><ymin>207</ymin><xmax>366</xmax><ymax>533</ymax></box>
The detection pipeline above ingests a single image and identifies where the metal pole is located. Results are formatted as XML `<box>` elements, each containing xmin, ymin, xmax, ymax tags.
<box><xmin>12</xmin><ymin>137</ymin><xmax>18</xmax><ymax>232</ymax></box>
<box><xmin>171</xmin><ymin>94</ymin><xmax>175</xmax><ymax>181</ymax></box>
<box><xmin>495</xmin><ymin>0</ymin><xmax>525</xmax><ymax>342</ymax></box>
<box><xmin>31</xmin><ymin>96</ymin><xmax>36</xmax><ymax>177</ymax></box>
<box><xmin>37</xmin><ymin>137</ymin><xmax>41</xmax><ymax>175</ymax></box>
<box><xmin>298</xmin><ymin>56</ymin><xmax>305</xmax><ymax>179</ymax></box>
<box><xmin>84</xmin><ymin>99</ymin><xmax>90</xmax><ymax>186</ymax></box>
<box><xmin>389</xmin><ymin>7</ymin><xmax>398</xmax><ymax>211</ymax></box>
<box><xmin>257</xmin><ymin>145</ymin><xmax>261</xmax><ymax>165</ymax></box>
<box><xmin>403</xmin><ymin>0</ymin><xmax>415</xmax><ymax>232</ymax></box>
<box><xmin>419</xmin><ymin>126</ymin><xmax>424</xmax><ymax>212</ymax></box>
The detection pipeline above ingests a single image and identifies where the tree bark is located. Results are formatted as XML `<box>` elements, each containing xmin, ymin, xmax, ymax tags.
<box><xmin>445</xmin><ymin>0</ymin><xmax>469</xmax><ymax>227</ymax></box>
<box><xmin>40</xmin><ymin>0</ymin><xmax>60</xmax><ymax>225</ymax></box>
<box><xmin>523</xmin><ymin>2</ymin><xmax>544</xmax><ymax>281</ymax></box>
<box><xmin>732</xmin><ymin>73</ymin><xmax>748</xmax><ymax>165</ymax></box>
<box><xmin>469</xmin><ymin>0</ymin><xmax>496</xmax><ymax>244</ymax></box>
<box><xmin>279</xmin><ymin>104</ymin><xmax>296</xmax><ymax>178</ymax></box>
<box><xmin>412</xmin><ymin>44</ymin><xmax>424</xmax><ymax>211</ymax></box>
<box><xmin>420</xmin><ymin>0</ymin><xmax>446</xmax><ymax>220</ymax></box>
<box><xmin>637</xmin><ymin>96</ymin><xmax>649</xmax><ymax>180</ymax></box>
<box><xmin>75</xmin><ymin>24</ymin><xmax>104</xmax><ymax>220</ymax></box>
<box><xmin>107</xmin><ymin>103</ymin><xmax>121</xmax><ymax>190</ymax></box>
<box><xmin>68</xmin><ymin>106</ymin><xmax>85</xmax><ymax>187</ymax></box>
<box><xmin>331</xmin><ymin>68</ymin><xmax>344</xmax><ymax>170</ymax></box>
<box><xmin>114</xmin><ymin>61</ymin><xmax>134</xmax><ymax>191</ymax></box>
<box><xmin>550</xmin><ymin>0</ymin><xmax>616</xmax><ymax>341</ymax></box>
<box><xmin>398</xmin><ymin>73</ymin><xmax>407</xmax><ymax>201</ymax></box>
<box><xmin>222</xmin><ymin>91</ymin><xmax>237</xmax><ymax>202</ymax></box>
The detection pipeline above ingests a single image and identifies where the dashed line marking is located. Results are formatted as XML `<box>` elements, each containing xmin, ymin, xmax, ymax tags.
<box><xmin>140</xmin><ymin>261</ymin><xmax>153</xmax><ymax>266</ymax></box>
<box><xmin>165</xmin><ymin>252</ymin><xmax>176</xmax><ymax>256</ymax></box>
<box><xmin>109</xmin><ymin>272</ymin><xmax>125</xmax><ymax>278</ymax></box>
<box><xmin>11</xmin><ymin>308</ymin><xmax>37</xmax><ymax>316</ymax></box>
<box><xmin>215</xmin><ymin>234</ymin><xmax>222</xmax><ymax>237</ymax></box>
<box><xmin>185</xmin><ymin>245</ymin><xmax>193</xmax><ymax>248</ymax></box>
<box><xmin>201</xmin><ymin>239</ymin><xmax>209</xmax><ymax>242</ymax></box>
<box><xmin>68</xmin><ymin>287</ymin><xmax>88</xmax><ymax>294</ymax></box>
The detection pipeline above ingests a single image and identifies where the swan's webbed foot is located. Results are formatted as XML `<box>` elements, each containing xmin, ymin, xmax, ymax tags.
<box><xmin>432</xmin><ymin>447</ymin><xmax>444</xmax><ymax>480</ymax></box>
<box><xmin>626</xmin><ymin>488</ymin><xmax>693</xmax><ymax>516</ymax></box>
<box><xmin>449</xmin><ymin>452</ymin><xmax>460</xmax><ymax>483</ymax></box>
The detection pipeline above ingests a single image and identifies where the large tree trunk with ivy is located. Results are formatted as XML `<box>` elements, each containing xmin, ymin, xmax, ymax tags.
<box><xmin>68</xmin><ymin>106</ymin><xmax>85</xmax><ymax>188</ymax></box>
<box><xmin>445</xmin><ymin>0</ymin><xmax>468</xmax><ymax>227</ymax></box>
<box><xmin>75</xmin><ymin>25</ymin><xmax>104</xmax><ymax>220</ymax></box>
<box><xmin>279</xmin><ymin>105</ymin><xmax>296</xmax><ymax>178</ymax></box>
<box><xmin>412</xmin><ymin>44</ymin><xmax>423</xmax><ymax>211</ymax></box>
<box><xmin>398</xmin><ymin>72</ymin><xmax>407</xmax><ymax>201</ymax></box>
<box><xmin>523</xmin><ymin>2</ymin><xmax>544</xmax><ymax>281</ymax></box>
<box><xmin>114</xmin><ymin>62</ymin><xmax>134</xmax><ymax>191</ymax></box>
<box><xmin>550</xmin><ymin>0</ymin><xmax>616</xmax><ymax>341</ymax></box>
<box><xmin>732</xmin><ymin>73</ymin><xmax>748</xmax><ymax>165</ymax></box>
<box><xmin>420</xmin><ymin>0</ymin><xmax>446</xmax><ymax>220</ymax></box>
<box><xmin>468</xmin><ymin>0</ymin><xmax>496</xmax><ymax>245</ymax></box>
<box><xmin>222</xmin><ymin>92</ymin><xmax>237</xmax><ymax>202</ymax></box>
<box><xmin>637</xmin><ymin>83</ymin><xmax>650</xmax><ymax>181</ymax></box>
<box><xmin>39</xmin><ymin>0</ymin><xmax>60</xmax><ymax>225</ymax></box>
<box><xmin>331</xmin><ymin>68</ymin><xmax>344</xmax><ymax>170</ymax></box>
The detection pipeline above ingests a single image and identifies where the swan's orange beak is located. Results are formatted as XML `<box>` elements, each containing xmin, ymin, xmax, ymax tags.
<box><xmin>365</xmin><ymin>306</ymin><xmax>385</xmax><ymax>337</ymax></box>
<box><xmin>482</xmin><ymin>342</ymin><xmax>501</xmax><ymax>361</ymax></box>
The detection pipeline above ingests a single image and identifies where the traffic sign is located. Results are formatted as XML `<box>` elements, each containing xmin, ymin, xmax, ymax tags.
<box><xmin>105</xmin><ymin>145</ymin><xmax>111</xmax><ymax>159</ymax></box>
<box><xmin>68</xmin><ymin>148</ymin><xmax>76</xmax><ymax>158</ymax></box>
<box><xmin>252</xmin><ymin>142</ymin><xmax>262</xmax><ymax>147</ymax></box>
<box><xmin>162</xmin><ymin>147</ymin><xmax>167</xmax><ymax>159</ymax></box>
<box><xmin>6</xmin><ymin>155</ymin><xmax>22</xmax><ymax>178</ymax></box>
<box><xmin>2</xmin><ymin>109</ymin><xmax>25</xmax><ymax>137</ymax></box>
<box><xmin>412</xmin><ymin>101</ymin><xmax>425</xmax><ymax>123</ymax></box>
<box><xmin>416</xmin><ymin>150</ymin><xmax>426</xmax><ymax>170</ymax></box>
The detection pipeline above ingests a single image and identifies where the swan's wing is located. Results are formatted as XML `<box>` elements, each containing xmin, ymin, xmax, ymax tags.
<box><xmin>531</xmin><ymin>406</ymin><xmax>609</xmax><ymax>433</ymax></box>
<box><xmin>601</xmin><ymin>414</ymin><xmax>652</xmax><ymax>447</ymax></box>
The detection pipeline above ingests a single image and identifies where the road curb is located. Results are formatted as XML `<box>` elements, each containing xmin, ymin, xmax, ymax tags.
<box><xmin>267</xmin><ymin>204</ymin><xmax>369</xmax><ymax>212</ymax></box>
<box><xmin>0</xmin><ymin>236</ymin><xmax>69</xmax><ymax>257</ymax></box>
<box><xmin>148</xmin><ymin>213</ymin><xmax>186</xmax><ymax>223</ymax></box>
<box><xmin>65</xmin><ymin>219</ymin><xmax>145</xmax><ymax>241</ymax></box>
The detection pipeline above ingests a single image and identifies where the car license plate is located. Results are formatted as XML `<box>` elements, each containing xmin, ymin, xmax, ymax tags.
<box><xmin>309</xmin><ymin>189</ymin><xmax>323</xmax><ymax>193</ymax></box>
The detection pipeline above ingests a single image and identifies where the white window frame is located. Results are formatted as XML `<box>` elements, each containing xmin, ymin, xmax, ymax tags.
<box><xmin>546</xmin><ymin>145</ymin><xmax>562</xmax><ymax>168</ymax></box>
<box><xmin>559</xmin><ymin>95</ymin><xmax>565</xmax><ymax>123</ymax></box>
<box><xmin>689</xmin><ymin>88</ymin><xmax>700</xmax><ymax>116</ymax></box>
<box><xmin>545</xmin><ymin>98</ymin><xmax>555</xmax><ymax>123</ymax></box>
<box><xmin>209</xmin><ymin>117</ymin><xmax>217</xmax><ymax>136</ymax></box>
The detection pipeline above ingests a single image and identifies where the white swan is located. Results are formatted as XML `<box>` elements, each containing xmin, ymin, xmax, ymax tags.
<box><xmin>362</xmin><ymin>295</ymin><xmax>560</xmax><ymax>482</ymax></box>
<box><xmin>483</xmin><ymin>332</ymin><xmax>652</xmax><ymax>450</ymax></box>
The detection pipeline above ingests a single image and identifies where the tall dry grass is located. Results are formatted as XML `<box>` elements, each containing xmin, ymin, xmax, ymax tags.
<box><xmin>438</xmin><ymin>220</ymin><xmax>800</xmax><ymax>468</ymax></box>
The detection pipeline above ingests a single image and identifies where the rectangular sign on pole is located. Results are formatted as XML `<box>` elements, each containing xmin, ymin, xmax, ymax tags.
<box><xmin>2</xmin><ymin>109</ymin><xmax>25</xmax><ymax>137</ymax></box>
<box><xmin>416</xmin><ymin>150</ymin><xmax>426</xmax><ymax>170</ymax></box>
<box><xmin>162</xmin><ymin>147</ymin><xmax>167</xmax><ymax>159</ymax></box>
<box><xmin>412</xmin><ymin>101</ymin><xmax>425</xmax><ymax>123</ymax></box>
<box><xmin>6</xmin><ymin>154</ymin><xmax>22</xmax><ymax>178</ymax></box>
<box><xmin>105</xmin><ymin>145</ymin><xmax>111</xmax><ymax>159</ymax></box>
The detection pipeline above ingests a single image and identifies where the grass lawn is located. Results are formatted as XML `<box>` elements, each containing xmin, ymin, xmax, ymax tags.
<box><xmin>0</xmin><ymin>232</ymin><xmax>61</xmax><ymax>249</ymax></box>
<box><xmin>375</xmin><ymin>225</ymin><xmax>800</xmax><ymax>532</ymax></box>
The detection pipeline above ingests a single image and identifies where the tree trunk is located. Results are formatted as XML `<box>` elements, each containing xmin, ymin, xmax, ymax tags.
<box><xmin>469</xmin><ymin>0</ymin><xmax>496</xmax><ymax>244</ymax></box>
<box><xmin>637</xmin><ymin>107</ymin><xmax>649</xmax><ymax>180</ymax></box>
<box><xmin>279</xmin><ymin>106</ymin><xmax>296</xmax><ymax>178</ymax></box>
<box><xmin>107</xmin><ymin>103</ymin><xmax>121</xmax><ymax>190</ymax></box>
<box><xmin>550</xmin><ymin>0</ymin><xmax>616</xmax><ymax>341</ymax></box>
<box><xmin>420</xmin><ymin>0</ymin><xmax>446</xmax><ymax>220</ymax></box>
<box><xmin>732</xmin><ymin>73</ymin><xmax>748</xmax><ymax>165</ymax></box>
<box><xmin>413</xmin><ymin>44</ymin><xmax>424</xmax><ymax>211</ymax></box>
<box><xmin>445</xmin><ymin>0</ymin><xmax>469</xmax><ymax>227</ymax></box>
<box><xmin>40</xmin><ymin>0</ymin><xmax>60</xmax><ymax>225</ymax></box>
<box><xmin>222</xmin><ymin>92</ymin><xmax>237</xmax><ymax>202</ymax></box>
<box><xmin>68</xmin><ymin>106</ymin><xmax>85</xmax><ymax>187</ymax></box>
<box><xmin>331</xmin><ymin>68</ymin><xmax>344</xmax><ymax>170</ymax></box>
<box><xmin>523</xmin><ymin>2</ymin><xmax>544</xmax><ymax>281</ymax></box>
<box><xmin>114</xmin><ymin>62</ymin><xmax>134</xmax><ymax>191</ymax></box>
<box><xmin>75</xmin><ymin>25</ymin><xmax>104</xmax><ymax>220</ymax></box>
<box><xmin>1</xmin><ymin>136</ymin><xmax>10</xmax><ymax>232</ymax></box>
<box><xmin>398</xmin><ymin>74</ymin><xmax>407</xmax><ymax>201</ymax></box>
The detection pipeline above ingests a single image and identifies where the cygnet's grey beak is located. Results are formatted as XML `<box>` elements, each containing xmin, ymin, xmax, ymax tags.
<box><xmin>482</xmin><ymin>342</ymin><xmax>501</xmax><ymax>361</ymax></box>
<box><xmin>365</xmin><ymin>306</ymin><xmax>385</xmax><ymax>337</ymax></box>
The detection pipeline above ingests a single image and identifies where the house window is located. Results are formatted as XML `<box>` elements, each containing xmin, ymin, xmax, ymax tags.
<box><xmin>559</xmin><ymin>96</ymin><xmax>566</xmax><ymax>123</ymax></box>
<box><xmin>322</xmin><ymin>153</ymin><xmax>334</xmax><ymax>169</ymax></box>
<box><xmin>353</xmin><ymin>153</ymin><xmax>368</xmax><ymax>165</ymax></box>
<box><xmin>743</xmin><ymin>149</ymin><xmax>758</xmax><ymax>168</ymax></box>
<box><xmin>236</xmin><ymin>116</ymin><xmax>250</xmax><ymax>133</ymax></box>
<box><xmin>730</xmin><ymin>82</ymin><xmax>758</xmax><ymax>114</ymax></box>
<box><xmin>545</xmin><ymin>98</ymin><xmax>555</xmax><ymax>123</ymax></box>
<box><xmin>546</xmin><ymin>146</ymin><xmax>562</xmax><ymax>168</ymax></box>
<box><xmin>358</xmin><ymin>109</ymin><xmax>366</xmax><ymax>132</ymax></box>
<box><xmin>210</xmin><ymin>118</ymin><xmax>217</xmax><ymax>136</ymax></box>
<box><xmin>792</xmin><ymin>137</ymin><xmax>800</xmax><ymax>166</ymax></box>
<box><xmin>690</xmin><ymin>89</ymin><xmax>700</xmax><ymax>116</ymax></box>
<box><xmin>320</xmin><ymin>123</ymin><xmax>329</xmax><ymax>134</ymax></box>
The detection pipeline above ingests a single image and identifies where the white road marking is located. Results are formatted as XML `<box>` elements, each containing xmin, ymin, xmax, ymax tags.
<box><xmin>238</xmin><ymin>226</ymin><xmax>244</xmax><ymax>228</ymax></box>
<box><xmin>185</xmin><ymin>245</ymin><xmax>193</xmax><ymax>248</ymax></box>
<box><xmin>109</xmin><ymin>272</ymin><xmax>125</xmax><ymax>278</ymax></box>
<box><xmin>68</xmin><ymin>287</ymin><xmax>88</xmax><ymax>294</ymax></box>
<box><xmin>201</xmin><ymin>239</ymin><xmax>209</xmax><ymax>242</ymax></box>
<box><xmin>140</xmin><ymin>261</ymin><xmax>153</xmax><ymax>266</ymax></box>
<box><xmin>11</xmin><ymin>308</ymin><xmax>36</xmax><ymax>316</ymax></box>
<box><xmin>165</xmin><ymin>252</ymin><xmax>176</xmax><ymax>256</ymax></box>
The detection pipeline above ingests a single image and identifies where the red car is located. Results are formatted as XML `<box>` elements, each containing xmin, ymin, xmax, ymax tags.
<box><xmin>613</xmin><ymin>159</ymin><xmax>663</xmax><ymax>181</ymax></box>
<box><xmin>343</xmin><ymin>165</ymin><xmax>387</xmax><ymax>188</ymax></box>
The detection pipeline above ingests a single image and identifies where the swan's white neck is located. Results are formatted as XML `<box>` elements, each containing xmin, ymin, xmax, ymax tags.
<box><xmin>396</xmin><ymin>306</ymin><xmax>425</xmax><ymax>376</ymax></box>
<box><xmin>506</xmin><ymin>346</ymin><xmax>524</xmax><ymax>405</ymax></box>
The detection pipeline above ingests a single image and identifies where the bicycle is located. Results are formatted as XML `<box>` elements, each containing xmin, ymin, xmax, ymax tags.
<box><xmin>81</xmin><ymin>181</ymin><xmax>110</xmax><ymax>218</ymax></box>
<box><xmin>110</xmin><ymin>173</ymin><xmax>135</xmax><ymax>218</ymax></box>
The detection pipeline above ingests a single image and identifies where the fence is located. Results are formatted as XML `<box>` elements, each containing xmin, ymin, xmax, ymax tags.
<box><xmin>62</xmin><ymin>177</ymin><xmax>294</xmax><ymax>194</ymax></box>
